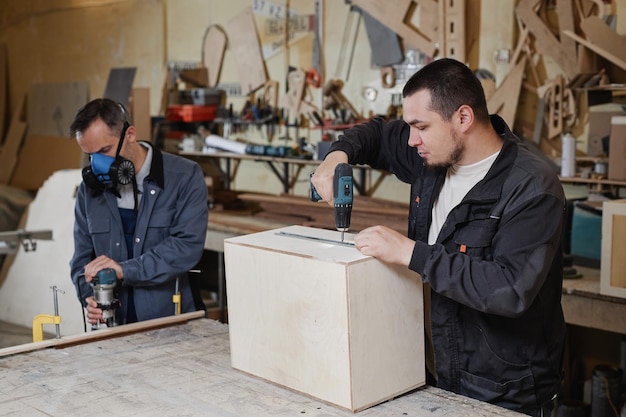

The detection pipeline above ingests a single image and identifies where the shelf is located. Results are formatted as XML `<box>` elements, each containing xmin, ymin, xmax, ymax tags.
<box><xmin>559</xmin><ymin>175</ymin><xmax>626</xmax><ymax>195</ymax></box>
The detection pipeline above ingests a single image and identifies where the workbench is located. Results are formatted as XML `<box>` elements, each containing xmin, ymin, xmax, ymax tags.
<box><xmin>0</xmin><ymin>317</ymin><xmax>524</xmax><ymax>416</ymax></box>
<box><xmin>561</xmin><ymin>266</ymin><xmax>626</xmax><ymax>334</ymax></box>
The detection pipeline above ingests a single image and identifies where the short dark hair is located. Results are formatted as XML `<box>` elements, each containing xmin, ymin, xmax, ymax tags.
<box><xmin>69</xmin><ymin>98</ymin><xmax>132</xmax><ymax>138</ymax></box>
<box><xmin>402</xmin><ymin>58</ymin><xmax>490</xmax><ymax>124</ymax></box>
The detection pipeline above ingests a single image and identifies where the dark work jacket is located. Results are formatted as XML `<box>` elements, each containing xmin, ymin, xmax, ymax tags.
<box><xmin>70</xmin><ymin>143</ymin><xmax>208</xmax><ymax>323</ymax></box>
<box><xmin>329</xmin><ymin>115</ymin><xmax>566</xmax><ymax>415</ymax></box>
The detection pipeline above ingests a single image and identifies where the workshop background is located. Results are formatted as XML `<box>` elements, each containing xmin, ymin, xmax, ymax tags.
<box><xmin>1</xmin><ymin>0</ymin><xmax>626</xmax><ymax>412</ymax></box>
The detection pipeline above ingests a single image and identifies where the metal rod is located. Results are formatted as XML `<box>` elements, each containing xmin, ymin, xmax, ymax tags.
<box><xmin>50</xmin><ymin>285</ymin><xmax>65</xmax><ymax>339</ymax></box>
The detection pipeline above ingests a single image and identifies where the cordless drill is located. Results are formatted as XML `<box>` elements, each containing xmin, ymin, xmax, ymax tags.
<box><xmin>90</xmin><ymin>268</ymin><xmax>120</xmax><ymax>329</ymax></box>
<box><xmin>310</xmin><ymin>163</ymin><xmax>354</xmax><ymax>242</ymax></box>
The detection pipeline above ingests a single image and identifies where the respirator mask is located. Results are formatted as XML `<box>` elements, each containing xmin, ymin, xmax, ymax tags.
<box><xmin>82</xmin><ymin>122</ymin><xmax>135</xmax><ymax>197</ymax></box>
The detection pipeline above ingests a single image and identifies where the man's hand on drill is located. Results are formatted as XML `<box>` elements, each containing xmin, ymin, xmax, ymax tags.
<box><xmin>83</xmin><ymin>255</ymin><xmax>123</xmax><ymax>283</ymax></box>
<box><xmin>85</xmin><ymin>296</ymin><xmax>103</xmax><ymax>325</ymax></box>
<box><xmin>311</xmin><ymin>151</ymin><xmax>348</xmax><ymax>205</ymax></box>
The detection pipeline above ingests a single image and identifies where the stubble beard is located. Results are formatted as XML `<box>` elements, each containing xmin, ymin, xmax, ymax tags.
<box><xmin>423</xmin><ymin>132</ymin><xmax>464</xmax><ymax>170</ymax></box>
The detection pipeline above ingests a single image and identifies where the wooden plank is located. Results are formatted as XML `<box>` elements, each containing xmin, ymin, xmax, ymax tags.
<box><xmin>515</xmin><ymin>0</ymin><xmax>578</xmax><ymax>79</ymax></box>
<box><xmin>226</xmin><ymin>7</ymin><xmax>268</xmax><ymax>95</ymax></box>
<box><xmin>202</xmin><ymin>24</ymin><xmax>227</xmax><ymax>88</ymax></box>
<box><xmin>225</xmin><ymin>225</ymin><xmax>425</xmax><ymax>412</ymax></box>
<box><xmin>0</xmin><ymin>310</ymin><xmax>205</xmax><ymax>357</ymax></box>
<box><xmin>129</xmin><ymin>87</ymin><xmax>151</xmax><ymax>142</ymax></box>
<box><xmin>9</xmin><ymin>135</ymin><xmax>84</xmax><ymax>191</ymax></box>
<box><xmin>0</xmin><ymin>95</ymin><xmax>27</xmax><ymax>185</ymax></box>
<box><xmin>439</xmin><ymin>0</ymin><xmax>466</xmax><ymax>61</ymax></box>
<box><xmin>556</xmin><ymin>0</ymin><xmax>577</xmax><ymax>65</ymax></box>
<box><xmin>487</xmin><ymin>57</ymin><xmax>526</xmax><ymax>128</ymax></box>
<box><xmin>579</xmin><ymin>16</ymin><xmax>626</xmax><ymax>70</ymax></box>
<box><xmin>351</xmin><ymin>0</ymin><xmax>437</xmax><ymax>57</ymax></box>
<box><xmin>562</xmin><ymin>28</ymin><xmax>626</xmax><ymax>72</ymax></box>
<box><xmin>0</xmin><ymin>42</ymin><xmax>6</xmax><ymax>142</ymax></box>
<box><xmin>27</xmin><ymin>81</ymin><xmax>89</xmax><ymax>137</ymax></box>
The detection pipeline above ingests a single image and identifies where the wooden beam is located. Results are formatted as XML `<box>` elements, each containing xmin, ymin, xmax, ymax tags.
<box><xmin>439</xmin><ymin>0</ymin><xmax>466</xmax><ymax>61</ymax></box>
<box><xmin>562</xmin><ymin>28</ymin><xmax>626</xmax><ymax>72</ymax></box>
<box><xmin>515</xmin><ymin>0</ymin><xmax>578</xmax><ymax>79</ymax></box>
<box><xmin>0</xmin><ymin>310</ymin><xmax>206</xmax><ymax>357</ymax></box>
<box><xmin>487</xmin><ymin>57</ymin><xmax>526</xmax><ymax>128</ymax></box>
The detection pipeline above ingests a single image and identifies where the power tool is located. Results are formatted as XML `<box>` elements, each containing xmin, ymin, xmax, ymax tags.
<box><xmin>90</xmin><ymin>268</ymin><xmax>120</xmax><ymax>329</ymax></box>
<box><xmin>310</xmin><ymin>163</ymin><xmax>353</xmax><ymax>242</ymax></box>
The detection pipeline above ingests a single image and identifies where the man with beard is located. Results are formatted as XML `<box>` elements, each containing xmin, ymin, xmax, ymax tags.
<box><xmin>311</xmin><ymin>58</ymin><xmax>565</xmax><ymax>417</ymax></box>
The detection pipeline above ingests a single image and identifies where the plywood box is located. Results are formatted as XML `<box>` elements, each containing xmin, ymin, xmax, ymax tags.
<box><xmin>224</xmin><ymin>225</ymin><xmax>425</xmax><ymax>412</ymax></box>
<box><xmin>601</xmin><ymin>200</ymin><xmax>626</xmax><ymax>298</ymax></box>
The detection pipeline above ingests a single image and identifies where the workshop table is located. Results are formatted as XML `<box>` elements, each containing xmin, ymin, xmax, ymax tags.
<box><xmin>0</xmin><ymin>317</ymin><xmax>524</xmax><ymax>416</ymax></box>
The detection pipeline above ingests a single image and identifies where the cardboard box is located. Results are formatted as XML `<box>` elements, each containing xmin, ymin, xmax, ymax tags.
<box><xmin>224</xmin><ymin>225</ymin><xmax>425</xmax><ymax>412</ymax></box>
<box><xmin>600</xmin><ymin>200</ymin><xmax>626</xmax><ymax>298</ymax></box>
<box><xmin>609</xmin><ymin>116</ymin><xmax>626</xmax><ymax>181</ymax></box>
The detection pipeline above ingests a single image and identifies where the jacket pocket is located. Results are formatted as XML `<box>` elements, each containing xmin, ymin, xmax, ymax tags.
<box><xmin>459</xmin><ymin>368</ymin><xmax>535</xmax><ymax>409</ymax></box>
<box><xmin>454</xmin><ymin>218</ymin><xmax>499</xmax><ymax>259</ymax></box>
<box><xmin>88</xmin><ymin>218</ymin><xmax>114</xmax><ymax>254</ymax></box>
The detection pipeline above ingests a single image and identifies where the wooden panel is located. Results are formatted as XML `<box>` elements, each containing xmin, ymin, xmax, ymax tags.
<box><xmin>487</xmin><ymin>57</ymin><xmax>526</xmax><ymax>127</ymax></box>
<box><xmin>27</xmin><ymin>81</ymin><xmax>89</xmax><ymax>137</ymax></box>
<box><xmin>515</xmin><ymin>0</ymin><xmax>578</xmax><ymax>79</ymax></box>
<box><xmin>226</xmin><ymin>7</ymin><xmax>268</xmax><ymax>95</ymax></box>
<box><xmin>0</xmin><ymin>95</ymin><xmax>26</xmax><ymax>185</ymax></box>
<box><xmin>439</xmin><ymin>0</ymin><xmax>466</xmax><ymax>61</ymax></box>
<box><xmin>0</xmin><ymin>42</ymin><xmax>6</xmax><ymax>141</ymax></box>
<box><xmin>202</xmin><ymin>25</ymin><xmax>227</xmax><ymax>88</ymax></box>
<box><xmin>601</xmin><ymin>200</ymin><xmax>626</xmax><ymax>298</ymax></box>
<box><xmin>129</xmin><ymin>87</ymin><xmax>151</xmax><ymax>142</ymax></box>
<box><xmin>224</xmin><ymin>225</ymin><xmax>425</xmax><ymax>412</ymax></box>
<box><xmin>9</xmin><ymin>135</ymin><xmax>83</xmax><ymax>191</ymax></box>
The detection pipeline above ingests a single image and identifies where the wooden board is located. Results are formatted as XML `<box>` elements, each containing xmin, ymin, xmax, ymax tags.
<box><xmin>202</xmin><ymin>25</ymin><xmax>227</xmax><ymax>88</ymax></box>
<box><xmin>129</xmin><ymin>87</ymin><xmax>150</xmax><ymax>142</ymax></box>
<box><xmin>27</xmin><ymin>81</ymin><xmax>89</xmax><ymax>137</ymax></box>
<box><xmin>225</xmin><ymin>225</ymin><xmax>425</xmax><ymax>412</ymax></box>
<box><xmin>0</xmin><ymin>42</ymin><xmax>6</xmax><ymax>142</ymax></box>
<box><xmin>0</xmin><ymin>311</ymin><xmax>205</xmax><ymax>357</ymax></box>
<box><xmin>9</xmin><ymin>135</ymin><xmax>83</xmax><ymax>191</ymax></box>
<box><xmin>439</xmin><ymin>0</ymin><xmax>466</xmax><ymax>61</ymax></box>
<box><xmin>579</xmin><ymin>16</ymin><xmax>626</xmax><ymax>71</ymax></box>
<box><xmin>226</xmin><ymin>7</ymin><xmax>268</xmax><ymax>95</ymax></box>
<box><xmin>601</xmin><ymin>200</ymin><xmax>626</xmax><ymax>299</ymax></box>
<box><xmin>487</xmin><ymin>57</ymin><xmax>526</xmax><ymax>128</ymax></box>
<box><xmin>556</xmin><ymin>0</ymin><xmax>577</xmax><ymax>66</ymax></box>
<box><xmin>0</xmin><ymin>95</ymin><xmax>27</xmax><ymax>185</ymax></box>
<box><xmin>515</xmin><ymin>0</ymin><xmax>578</xmax><ymax>79</ymax></box>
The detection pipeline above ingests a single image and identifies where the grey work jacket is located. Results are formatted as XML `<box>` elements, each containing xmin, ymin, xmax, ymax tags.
<box><xmin>70</xmin><ymin>143</ymin><xmax>208</xmax><ymax>323</ymax></box>
<box><xmin>330</xmin><ymin>115</ymin><xmax>566</xmax><ymax>415</ymax></box>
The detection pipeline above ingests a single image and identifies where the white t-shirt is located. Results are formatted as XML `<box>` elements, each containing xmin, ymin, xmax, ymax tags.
<box><xmin>427</xmin><ymin>151</ymin><xmax>500</xmax><ymax>244</ymax></box>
